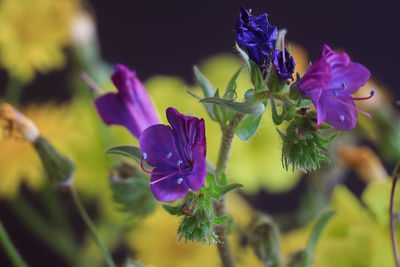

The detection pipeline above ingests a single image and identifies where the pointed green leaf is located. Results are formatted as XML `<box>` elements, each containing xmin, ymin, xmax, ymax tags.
<box><xmin>200</xmin><ymin>97</ymin><xmax>265</xmax><ymax>115</ymax></box>
<box><xmin>300</xmin><ymin>210</ymin><xmax>336</xmax><ymax>267</ymax></box>
<box><xmin>234</xmin><ymin>113</ymin><xmax>263</xmax><ymax>141</ymax></box>
<box><xmin>270</xmin><ymin>98</ymin><xmax>284</xmax><ymax>125</ymax></box>
<box><xmin>193</xmin><ymin>66</ymin><xmax>214</xmax><ymax>97</ymax></box>
<box><xmin>185</xmin><ymin>87</ymin><xmax>202</xmax><ymax>100</ymax></box>
<box><xmin>218</xmin><ymin>183</ymin><xmax>243</xmax><ymax>199</ymax></box>
<box><xmin>104</xmin><ymin>145</ymin><xmax>141</xmax><ymax>163</ymax></box>
<box><xmin>226</xmin><ymin>67</ymin><xmax>242</xmax><ymax>92</ymax></box>
<box><xmin>235</xmin><ymin>42</ymin><xmax>251</xmax><ymax>71</ymax></box>
<box><xmin>213</xmin><ymin>216</ymin><xmax>228</xmax><ymax>225</ymax></box>
<box><xmin>162</xmin><ymin>204</ymin><xmax>184</xmax><ymax>216</ymax></box>
<box><xmin>250</xmin><ymin>60</ymin><xmax>266</xmax><ymax>91</ymax></box>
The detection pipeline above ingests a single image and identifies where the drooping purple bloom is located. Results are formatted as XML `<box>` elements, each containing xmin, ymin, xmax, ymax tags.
<box><xmin>298</xmin><ymin>44</ymin><xmax>372</xmax><ymax>130</ymax></box>
<box><xmin>139</xmin><ymin>107</ymin><xmax>207</xmax><ymax>202</ymax></box>
<box><xmin>273</xmin><ymin>48</ymin><xmax>295</xmax><ymax>82</ymax></box>
<box><xmin>94</xmin><ymin>63</ymin><xmax>160</xmax><ymax>138</ymax></box>
<box><xmin>236</xmin><ymin>6</ymin><xmax>277</xmax><ymax>68</ymax></box>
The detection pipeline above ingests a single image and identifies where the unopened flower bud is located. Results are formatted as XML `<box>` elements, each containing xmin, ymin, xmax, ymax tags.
<box><xmin>0</xmin><ymin>103</ymin><xmax>74</xmax><ymax>186</ymax></box>
<box><xmin>248</xmin><ymin>214</ymin><xmax>280</xmax><ymax>267</ymax></box>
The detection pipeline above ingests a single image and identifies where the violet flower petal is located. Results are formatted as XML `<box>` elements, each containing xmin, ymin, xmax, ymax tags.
<box><xmin>94</xmin><ymin>63</ymin><xmax>160</xmax><ymax>138</ymax></box>
<box><xmin>95</xmin><ymin>93</ymin><xmax>141</xmax><ymax>137</ymax></box>
<box><xmin>318</xmin><ymin>89</ymin><xmax>358</xmax><ymax>130</ymax></box>
<box><xmin>150</xmin><ymin>168</ymin><xmax>189</xmax><ymax>202</ymax></box>
<box><xmin>139</xmin><ymin>124</ymin><xmax>181</xmax><ymax>169</ymax></box>
<box><xmin>328</xmin><ymin>62</ymin><xmax>371</xmax><ymax>94</ymax></box>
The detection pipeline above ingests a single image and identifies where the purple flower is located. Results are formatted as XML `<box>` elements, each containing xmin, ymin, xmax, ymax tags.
<box><xmin>236</xmin><ymin>6</ymin><xmax>277</xmax><ymax>68</ymax></box>
<box><xmin>94</xmin><ymin>63</ymin><xmax>160</xmax><ymax>138</ymax></box>
<box><xmin>139</xmin><ymin>107</ymin><xmax>207</xmax><ymax>202</ymax></box>
<box><xmin>273</xmin><ymin>48</ymin><xmax>295</xmax><ymax>82</ymax></box>
<box><xmin>298</xmin><ymin>44</ymin><xmax>372</xmax><ymax>130</ymax></box>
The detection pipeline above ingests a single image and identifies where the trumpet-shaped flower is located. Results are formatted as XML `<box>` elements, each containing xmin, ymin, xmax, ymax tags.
<box><xmin>139</xmin><ymin>107</ymin><xmax>206</xmax><ymax>202</ymax></box>
<box><xmin>94</xmin><ymin>63</ymin><xmax>160</xmax><ymax>138</ymax></box>
<box><xmin>236</xmin><ymin>6</ymin><xmax>277</xmax><ymax>68</ymax></box>
<box><xmin>298</xmin><ymin>44</ymin><xmax>372</xmax><ymax>130</ymax></box>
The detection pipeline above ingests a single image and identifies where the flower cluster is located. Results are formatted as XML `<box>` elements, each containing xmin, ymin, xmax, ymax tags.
<box><xmin>236</xmin><ymin>6</ymin><xmax>295</xmax><ymax>81</ymax></box>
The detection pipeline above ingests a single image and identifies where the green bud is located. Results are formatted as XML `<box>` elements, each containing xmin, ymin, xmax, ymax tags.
<box><xmin>248</xmin><ymin>214</ymin><xmax>280</xmax><ymax>267</ymax></box>
<box><xmin>33</xmin><ymin>137</ymin><xmax>75</xmax><ymax>186</ymax></box>
<box><xmin>278</xmin><ymin>114</ymin><xmax>336</xmax><ymax>172</ymax></box>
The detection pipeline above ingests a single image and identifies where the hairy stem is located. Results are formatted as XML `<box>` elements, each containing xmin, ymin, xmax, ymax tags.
<box><xmin>390</xmin><ymin>165</ymin><xmax>400</xmax><ymax>267</ymax></box>
<box><xmin>69</xmin><ymin>186</ymin><xmax>116</xmax><ymax>267</ymax></box>
<box><xmin>214</xmin><ymin>112</ymin><xmax>244</xmax><ymax>267</ymax></box>
<box><xmin>0</xmin><ymin>220</ymin><xmax>27</xmax><ymax>267</ymax></box>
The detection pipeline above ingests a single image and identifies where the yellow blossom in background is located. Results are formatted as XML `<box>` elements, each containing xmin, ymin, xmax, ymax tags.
<box><xmin>126</xmin><ymin>194</ymin><xmax>264</xmax><ymax>267</ymax></box>
<box><xmin>0</xmin><ymin>0</ymin><xmax>79</xmax><ymax>82</ymax></box>
<box><xmin>282</xmin><ymin>182</ymin><xmax>399</xmax><ymax>267</ymax></box>
<box><xmin>0</xmin><ymin>100</ymin><xmax>113</xmax><ymax>198</ymax></box>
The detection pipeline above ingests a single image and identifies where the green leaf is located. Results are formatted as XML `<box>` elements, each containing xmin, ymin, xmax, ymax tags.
<box><xmin>300</xmin><ymin>210</ymin><xmax>336</xmax><ymax>267</ymax></box>
<box><xmin>104</xmin><ymin>145</ymin><xmax>141</xmax><ymax>163</ymax></box>
<box><xmin>193</xmin><ymin>66</ymin><xmax>214</xmax><ymax>97</ymax></box>
<box><xmin>234</xmin><ymin>113</ymin><xmax>263</xmax><ymax>141</ymax></box>
<box><xmin>193</xmin><ymin>66</ymin><xmax>217</xmax><ymax>121</ymax></box>
<box><xmin>218</xmin><ymin>183</ymin><xmax>243</xmax><ymax>199</ymax></box>
<box><xmin>213</xmin><ymin>216</ymin><xmax>228</xmax><ymax>225</ymax></box>
<box><xmin>226</xmin><ymin>67</ymin><xmax>242</xmax><ymax>92</ymax></box>
<box><xmin>270</xmin><ymin>98</ymin><xmax>284</xmax><ymax>125</ymax></box>
<box><xmin>185</xmin><ymin>87</ymin><xmax>201</xmax><ymax>100</ymax></box>
<box><xmin>235</xmin><ymin>42</ymin><xmax>251</xmax><ymax>71</ymax></box>
<box><xmin>250</xmin><ymin>60</ymin><xmax>266</xmax><ymax>91</ymax></box>
<box><xmin>200</xmin><ymin>97</ymin><xmax>265</xmax><ymax>115</ymax></box>
<box><xmin>162</xmin><ymin>204</ymin><xmax>184</xmax><ymax>216</ymax></box>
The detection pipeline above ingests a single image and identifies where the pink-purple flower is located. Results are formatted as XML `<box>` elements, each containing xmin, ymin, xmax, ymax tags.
<box><xmin>94</xmin><ymin>63</ymin><xmax>160</xmax><ymax>138</ymax></box>
<box><xmin>298</xmin><ymin>44</ymin><xmax>372</xmax><ymax>130</ymax></box>
<box><xmin>139</xmin><ymin>107</ymin><xmax>207</xmax><ymax>202</ymax></box>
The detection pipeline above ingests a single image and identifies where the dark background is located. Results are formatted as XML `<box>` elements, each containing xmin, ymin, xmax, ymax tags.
<box><xmin>90</xmin><ymin>0</ymin><xmax>400</xmax><ymax>100</ymax></box>
<box><xmin>1</xmin><ymin>0</ymin><xmax>398</xmax><ymax>266</ymax></box>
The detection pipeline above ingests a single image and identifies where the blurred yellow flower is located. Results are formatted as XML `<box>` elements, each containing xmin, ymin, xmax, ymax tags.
<box><xmin>0</xmin><ymin>100</ymin><xmax>113</xmax><ymax>198</ymax></box>
<box><xmin>126</xmin><ymin>194</ymin><xmax>264</xmax><ymax>267</ymax></box>
<box><xmin>282</xmin><ymin>181</ymin><xmax>399</xmax><ymax>267</ymax></box>
<box><xmin>0</xmin><ymin>0</ymin><xmax>79</xmax><ymax>82</ymax></box>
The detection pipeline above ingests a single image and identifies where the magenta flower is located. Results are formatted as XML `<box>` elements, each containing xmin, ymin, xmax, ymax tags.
<box><xmin>94</xmin><ymin>63</ymin><xmax>160</xmax><ymax>138</ymax></box>
<box><xmin>298</xmin><ymin>44</ymin><xmax>372</xmax><ymax>130</ymax></box>
<box><xmin>139</xmin><ymin>107</ymin><xmax>207</xmax><ymax>202</ymax></box>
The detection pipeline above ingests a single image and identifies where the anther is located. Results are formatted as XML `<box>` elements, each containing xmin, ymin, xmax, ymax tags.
<box><xmin>142</xmin><ymin>152</ymin><xmax>147</xmax><ymax>160</ymax></box>
<box><xmin>166</xmin><ymin>152</ymin><xmax>172</xmax><ymax>158</ymax></box>
<box><xmin>339</xmin><ymin>115</ymin><xmax>345</xmax><ymax>122</ymax></box>
<box><xmin>177</xmin><ymin>178</ymin><xmax>183</xmax><ymax>184</ymax></box>
<box><xmin>351</xmin><ymin>90</ymin><xmax>375</xmax><ymax>101</ymax></box>
<box><xmin>177</xmin><ymin>160</ymin><xmax>183</xmax><ymax>166</ymax></box>
<box><xmin>333</xmin><ymin>90</ymin><xmax>338</xmax><ymax>96</ymax></box>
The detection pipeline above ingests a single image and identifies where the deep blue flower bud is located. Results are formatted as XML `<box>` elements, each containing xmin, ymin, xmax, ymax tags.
<box><xmin>273</xmin><ymin>48</ymin><xmax>295</xmax><ymax>82</ymax></box>
<box><xmin>236</xmin><ymin>6</ymin><xmax>277</xmax><ymax>70</ymax></box>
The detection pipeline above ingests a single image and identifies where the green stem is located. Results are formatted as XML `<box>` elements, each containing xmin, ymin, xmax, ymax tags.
<box><xmin>69</xmin><ymin>186</ymin><xmax>116</xmax><ymax>267</ymax></box>
<box><xmin>213</xmin><ymin>112</ymin><xmax>244</xmax><ymax>267</ymax></box>
<box><xmin>0</xmin><ymin>220</ymin><xmax>27</xmax><ymax>267</ymax></box>
<box><xmin>390</xmin><ymin>165</ymin><xmax>400</xmax><ymax>267</ymax></box>
<box><xmin>4</xmin><ymin>77</ymin><xmax>23</xmax><ymax>107</ymax></box>
<box><xmin>11</xmin><ymin>195</ymin><xmax>82</xmax><ymax>267</ymax></box>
